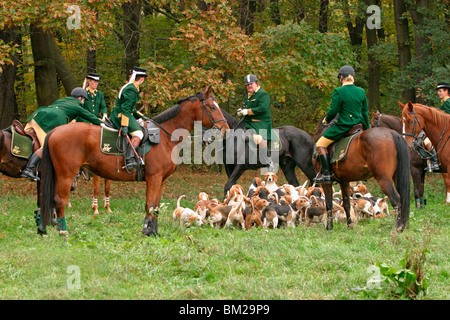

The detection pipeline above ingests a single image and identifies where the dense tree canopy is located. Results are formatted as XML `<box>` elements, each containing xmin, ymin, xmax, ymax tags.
<box><xmin>0</xmin><ymin>0</ymin><xmax>449</xmax><ymax>133</ymax></box>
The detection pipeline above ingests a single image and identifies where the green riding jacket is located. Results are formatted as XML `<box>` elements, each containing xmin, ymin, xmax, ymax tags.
<box><xmin>323</xmin><ymin>84</ymin><xmax>370</xmax><ymax>141</ymax></box>
<box><xmin>26</xmin><ymin>97</ymin><xmax>102</xmax><ymax>132</ymax></box>
<box><xmin>242</xmin><ymin>87</ymin><xmax>273</xmax><ymax>140</ymax></box>
<box><xmin>110</xmin><ymin>83</ymin><xmax>143</xmax><ymax>132</ymax></box>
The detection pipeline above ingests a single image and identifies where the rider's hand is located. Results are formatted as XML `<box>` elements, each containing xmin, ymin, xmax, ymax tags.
<box><xmin>237</xmin><ymin>108</ymin><xmax>248</xmax><ymax>117</ymax></box>
<box><xmin>121</xmin><ymin>126</ymin><xmax>128</xmax><ymax>136</ymax></box>
<box><xmin>322</xmin><ymin>119</ymin><xmax>328</xmax><ymax>125</ymax></box>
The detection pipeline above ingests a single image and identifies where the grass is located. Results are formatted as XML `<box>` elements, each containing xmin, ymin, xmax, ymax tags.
<box><xmin>0</xmin><ymin>165</ymin><xmax>449</xmax><ymax>300</ymax></box>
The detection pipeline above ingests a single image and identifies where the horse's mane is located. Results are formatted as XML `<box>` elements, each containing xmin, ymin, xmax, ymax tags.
<box><xmin>220</xmin><ymin>109</ymin><xmax>244</xmax><ymax>129</ymax></box>
<box><xmin>151</xmin><ymin>92</ymin><xmax>204</xmax><ymax>124</ymax></box>
<box><xmin>414</xmin><ymin>103</ymin><xmax>449</xmax><ymax>129</ymax></box>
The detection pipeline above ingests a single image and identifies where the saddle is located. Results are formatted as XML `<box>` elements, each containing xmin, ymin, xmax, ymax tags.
<box><xmin>315</xmin><ymin>123</ymin><xmax>364</xmax><ymax>163</ymax></box>
<box><xmin>11</xmin><ymin>120</ymin><xmax>41</xmax><ymax>152</ymax></box>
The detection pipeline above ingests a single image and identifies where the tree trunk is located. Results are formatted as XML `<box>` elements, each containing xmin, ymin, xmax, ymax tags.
<box><xmin>269</xmin><ymin>0</ymin><xmax>281</xmax><ymax>25</ymax></box>
<box><xmin>393</xmin><ymin>0</ymin><xmax>415</xmax><ymax>103</ymax></box>
<box><xmin>49</xmin><ymin>36</ymin><xmax>78</xmax><ymax>95</ymax></box>
<box><xmin>0</xmin><ymin>27</ymin><xmax>19</xmax><ymax>128</ymax></box>
<box><xmin>409</xmin><ymin>0</ymin><xmax>432</xmax><ymax>104</ymax></box>
<box><xmin>342</xmin><ymin>0</ymin><xmax>366</xmax><ymax>64</ymax></box>
<box><xmin>122</xmin><ymin>0</ymin><xmax>142</xmax><ymax>76</ymax></box>
<box><xmin>30</xmin><ymin>24</ymin><xmax>59</xmax><ymax>107</ymax></box>
<box><xmin>239</xmin><ymin>0</ymin><xmax>257</xmax><ymax>35</ymax></box>
<box><xmin>319</xmin><ymin>0</ymin><xmax>329</xmax><ymax>33</ymax></box>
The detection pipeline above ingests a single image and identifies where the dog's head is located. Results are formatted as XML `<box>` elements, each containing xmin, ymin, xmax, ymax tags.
<box><xmin>198</xmin><ymin>192</ymin><xmax>209</xmax><ymax>201</ymax></box>
<box><xmin>280</xmin><ymin>195</ymin><xmax>293</xmax><ymax>205</ymax></box>
<box><xmin>252</xmin><ymin>177</ymin><xmax>264</xmax><ymax>187</ymax></box>
<box><xmin>354</xmin><ymin>184</ymin><xmax>367</xmax><ymax>195</ymax></box>
<box><xmin>294</xmin><ymin>196</ymin><xmax>311</xmax><ymax>210</ymax></box>
<box><xmin>306</xmin><ymin>186</ymin><xmax>324</xmax><ymax>198</ymax></box>
<box><xmin>264</xmin><ymin>172</ymin><xmax>278</xmax><ymax>183</ymax></box>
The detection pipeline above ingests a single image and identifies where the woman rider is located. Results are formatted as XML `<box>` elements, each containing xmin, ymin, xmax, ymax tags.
<box><xmin>314</xmin><ymin>65</ymin><xmax>370</xmax><ymax>184</ymax></box>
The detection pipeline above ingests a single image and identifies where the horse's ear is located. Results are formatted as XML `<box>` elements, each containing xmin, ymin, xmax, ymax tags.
<box><xmin>398</xmin><ymin>101</ymin><xmax>404</xmax><ymax>109</ymax></box>
<box><xmin>204</xmin><ymin>86</ymin><xmax>213</xmax><ymax>97</ymax></box>
<box><xmin>406</xmin><ymin>101</ymin><xmax>414</xmax><ymax>112</ymax></box>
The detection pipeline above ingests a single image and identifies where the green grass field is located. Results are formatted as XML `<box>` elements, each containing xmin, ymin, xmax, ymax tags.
<box><xmin>0</xmin><ymin>165</ymin><xmax>448</xmax><ymax>300</ymax></box>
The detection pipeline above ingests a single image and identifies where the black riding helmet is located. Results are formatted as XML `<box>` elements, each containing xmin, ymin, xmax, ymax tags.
<box><xmin>71</xmin><ymin>87</ymin><xmax>88</xmax><ymax>100</ymax></box>
<box><xmin>337</xmin><ymin>65</ymin><xmax>355</xmax><ymax>79</ymax></box>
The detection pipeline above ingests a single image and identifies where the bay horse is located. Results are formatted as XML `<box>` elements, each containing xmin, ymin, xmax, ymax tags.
<box><xmin>219</xmin><ymin>110</ymin><xmax>316</xmax><ymax>197</ymax></box>
<box><xmin>313</xmin><ymin>118</ymin><xmax>410</xmax><ymax>232</ymax></box>
<box><xmin>370</xmin><ymin>110</ymin><xmax>429</xmax><ymax>208</ymax></box>
<box><xmin>400</xmin><ymin>101</ymin><xmax>450</xmax><ymax>205</ymax></box>
<box><xmin>38</xmin><ymin>87</ymin><xmax>229</xmax><ymax>236</ymax></box>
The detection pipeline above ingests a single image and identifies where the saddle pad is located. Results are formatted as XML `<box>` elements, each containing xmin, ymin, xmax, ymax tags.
<box><xmin>100</xmin><ymin>127</ymin><xmax>122</xmax><ymax>155</ymax></box>
<box><xmin>10</xmin><ymin>127</ymin><xmax>33</xmax><ymax>159</ymax></box>
<box><xmin>331</xmin><ymin>132</ymin><xmax>361</xmax><ymax>163</ymax></box>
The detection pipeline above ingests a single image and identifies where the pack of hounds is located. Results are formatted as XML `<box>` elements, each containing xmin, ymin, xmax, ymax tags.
<box><xmin>173</xmin><ymin>173</ymin><xmax>390</xmax><ymax>229</ymax></box>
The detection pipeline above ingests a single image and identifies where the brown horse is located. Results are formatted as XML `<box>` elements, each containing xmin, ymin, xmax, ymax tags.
<box><xmin>400</xmin><ymin>101</ymin><xmax>450</xmax><ymax>205</ymax></box>
<box><xmin>313</xmin><ymin>118</ymin><xmax>410</xmax><ymax>232</ymax></box>
<box><xmin>38</xmin><ymin>87</ymin><xmax>229</xmax><ymax>236</ymax></box>
<box><xmin>371</xmin><ymin>110</ymin><xmax>429</xmax><ymax>208</ymax></box>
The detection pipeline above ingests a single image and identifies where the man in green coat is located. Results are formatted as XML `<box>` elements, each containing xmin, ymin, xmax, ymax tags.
<box><xmin>79</xmin><ymin>73</ymin><xmax>108</xmax><ymax>122</ymax></box>
<box><xmin>110</xmin><ymin>66</ymin><xmax>149</xmax><ymax>170</ymax></box>
<box><xmin>314</xmin><ymin>65</ymin><xmax>369</xmax><ymax>184</ymax></box>
<box><xmin>237</xmin><ymin>74</ymin><xmax>275</xmax><ymax>173</ymax></box>
<box><xmin>21</xmin><ymin>87</ymin><xmax>103</xmax><ymax>181</ymax></box>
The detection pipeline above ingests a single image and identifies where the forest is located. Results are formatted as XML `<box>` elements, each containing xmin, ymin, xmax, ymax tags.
<box><xmin>0</xmin><ymin>0</ymin><xmax>449</xmax><ymax>134</ymax></box>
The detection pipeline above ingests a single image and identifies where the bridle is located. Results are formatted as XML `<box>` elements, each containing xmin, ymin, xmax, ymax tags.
<box><xmin>200</xmin><ymin>96</ymin><xmax>227</xmax><ymax>132</ymax></box>
<box><xmin>403</xmin><ymin>109</ymin><xmax>450</xmax><ymax>157</ymax></box>
<box><xmin>149</xmin><ymin>95</ymin><xmax>228</xmax><ymax>143</ymax></box>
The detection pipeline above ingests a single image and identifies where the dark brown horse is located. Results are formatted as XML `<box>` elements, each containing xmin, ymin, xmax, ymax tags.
<box><xmin>39</xmin><ymin>87</ymin><xmax>229</xmax><ymax>236</ymax></box>
<box><xmin>400</xmin><ymin>101</ymin><xmax>450</xmax><ymax>205</ymax></box>
<box><xmin>370</xmin><ymin>110</ymin><xmax>429</xmax><ymax>208</ymax></box>
<box><xmin>314</xmin><ymin>119</ymin><xmax>410</xmax><ymax>232</ymax></box>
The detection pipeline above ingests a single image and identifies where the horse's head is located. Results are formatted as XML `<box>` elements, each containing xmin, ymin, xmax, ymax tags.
<box><xmin>399</xmin><ymin>101</ymin><xmax>422</xmax><ymax>147</ymax></box>
<box><xmin>370</xmin><ymin>110</ymin><xmax>381</xmax><ymax>128</ymax></box>
<box><xmin>194</xmin><ymin>86</ymin><xmax>229</xmax><ymax>136</ymax></box>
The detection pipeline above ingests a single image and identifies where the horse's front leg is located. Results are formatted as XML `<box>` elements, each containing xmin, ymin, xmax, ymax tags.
<box><xmin>322</xmin><ymin>183</ymin><xmax>334</xmax><ymax>230</ymax></box>
<box><xmin>340</xmin><ymin>182</ymin><xmax>353</xmax><ymax>228</ymax></box>
<box><xmin>142</xmin><ymin>174</ymin><xmax>164</xmax><ymax>236</ymax></box>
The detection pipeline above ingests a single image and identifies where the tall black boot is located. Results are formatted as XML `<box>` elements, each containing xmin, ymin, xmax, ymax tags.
<box><xmin>425</xmin><ymin>149</ymin><xmax>440</xmax><ymax>172</ymax></box>
<box><xmin>314</xmin><ymin>147</ymin><xmax>332</xmax><ymax>184</ymax></box>
<box><xmin>123</xmin><ymin>136</ymin><xmax>142</xmax><ymax>170</ymax></box>
<box><xmin>20</xmin><ymin>152</ymin><xmax>41</xmax><ymax>181</ymax></box>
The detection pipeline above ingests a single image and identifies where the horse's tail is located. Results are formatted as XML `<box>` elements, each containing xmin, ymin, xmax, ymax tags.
<box><xmin>39</xmin><ymin>131</ymin><xmax>55</xmax><ymax>229</ymax></box>
<box><xmin>392</xmin><ymin>131</ymin><xmax>410</xmax><ymax>231</ymax></box>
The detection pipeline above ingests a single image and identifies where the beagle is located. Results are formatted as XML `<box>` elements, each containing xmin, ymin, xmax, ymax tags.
<box><xmin>245</xmin><ymin>197</ymin><xmax>269</xmax><ymax>230</ymax></box>
<box><xmin>224</xmin><ymin>195</ymin><xmax>246</xmax><ymax>230</ymax></box>
<box><xmin>263</xmin><ymin>172</ymin><xmax>279</xmax><ymax>194</ymax></box>
<box><xmin>247</xmin><ymin>177</ymin><xmax>265</xmax><ymax>198</ymax></box>
<box><xmin>173</xmin><ymin>195</ymin><xmax>204</xmax><ymax>227</ymax></box>
<box><xmin>225</xmin><ymin>184</ymin><xmax>245</xmax><ymax>205</ymax></box>
<box><xmin>351</xmin><ymin>197</ymin><xmax>375</xmax><ymax>220</ymax></box>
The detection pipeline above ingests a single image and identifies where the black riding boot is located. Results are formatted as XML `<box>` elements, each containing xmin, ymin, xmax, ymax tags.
<box><xmin>20</xmin><ymin>153</ymin><xmax>41</xmax><ymax>181</ymax></box>
<box><xmin>259</xmin><ymin>146</ymin><xmax>275</xmax><ymax>173</ymax></box>
<box><xmin>314</xmin><ymin>147</ymin><xmax>332</xmax><ymax>184</ymax></box>
<box><xmin>123</xmin><ymin>136</ymin><xmax>142</xmax><ymax>170</ymax></box>
<box><xmin>425</xmin><ymin>149</ymin><xmax>440</xmax><ymax>172</ymax></box>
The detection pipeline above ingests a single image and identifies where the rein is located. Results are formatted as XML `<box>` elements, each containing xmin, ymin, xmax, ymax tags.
<box><xmin>404</xmin><ymin>110</ymin><xmax>450</xmax><ymax>157</ymax></box>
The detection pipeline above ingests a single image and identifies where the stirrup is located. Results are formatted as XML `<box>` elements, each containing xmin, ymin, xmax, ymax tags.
<box><xmin>314</xmin><ymin>173</ymin><xmax>332</xmax><ymax>184</ymax></box>
<box><xmin>21</xmin><ymin>169</ymin><xmax>40</xmax><ymax>181</ymax></box>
